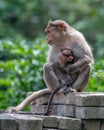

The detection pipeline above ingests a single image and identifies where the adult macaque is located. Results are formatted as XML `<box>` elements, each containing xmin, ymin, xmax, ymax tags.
<box><xmin>6</xmin><ymin>20</ymin><xmax>94</xmax><ymax>113</ymax></box>
<box><xmin>45</xmin><ymin>48</ymin><xmax>77</xmax><ymax>115</ymax></box>
<box><xmin>44</xmin><ymin>20</ymin><xmax>93</xmax><ymax>92</ymax></box>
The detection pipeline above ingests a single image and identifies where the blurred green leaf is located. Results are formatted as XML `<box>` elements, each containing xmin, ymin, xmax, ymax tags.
<box><xmin>0</xmin><ymin>38</ymin><xmax>47</xmax><ymax>109</ymax></box>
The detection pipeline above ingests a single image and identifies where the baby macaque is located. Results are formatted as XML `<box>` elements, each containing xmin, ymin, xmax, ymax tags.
<box><xmin>58</xmin><ymin>48</ymin><xmax>74</xmax><ymax>65</ymax></box>
<box><xmin>57</xmin><ymin>48</ymin><xmax>78</xmax><ymax>94</ymax></box>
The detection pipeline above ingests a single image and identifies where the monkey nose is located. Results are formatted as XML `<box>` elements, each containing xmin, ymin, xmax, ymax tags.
<box><xmin>45</xmin><ymin>28</ymin><xmax>50</xmax><ymax>33</ymax></box>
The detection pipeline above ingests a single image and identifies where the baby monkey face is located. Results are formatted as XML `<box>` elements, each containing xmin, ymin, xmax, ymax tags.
<box><xmin>58</xmin><ymin>49</ymin><xmax>74</xmax><ymax>65</ymax></box>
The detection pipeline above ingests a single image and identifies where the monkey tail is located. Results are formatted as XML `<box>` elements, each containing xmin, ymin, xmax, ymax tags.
<box><xmin>44</xmin><ymin>85</ymin><xmax>63</xmax><ymax>116</ymax></box>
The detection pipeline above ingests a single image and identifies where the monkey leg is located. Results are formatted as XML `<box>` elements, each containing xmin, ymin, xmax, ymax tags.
<box><xmin>72</xmin><ymin>65</ymin><xmax>91</xmax><ymax>91</ymax></box>
<box><xmin>6</xmin><ymin>88</ymin><xmax>51</xmax><ymax>113</ymax></box>
<box><xmin>43</xmin><ymin>64</ymin><xmax>61</xmax><ymax>91</ymax></box>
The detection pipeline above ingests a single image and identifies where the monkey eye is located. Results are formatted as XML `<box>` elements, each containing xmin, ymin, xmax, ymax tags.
<box><xmin>47</xmin><ymin>30</ymin><xmax>50</xmax><ymax>33</ymax></box>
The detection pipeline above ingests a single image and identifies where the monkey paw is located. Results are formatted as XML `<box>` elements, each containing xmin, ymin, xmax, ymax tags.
<box><xmin>6</xmin><ymin>106</ymin><xmax>19</xmax><ymax>113</ymax></box>
<box><xmin>63</xmin><ymin>88</ymin><xmax>76</xmax><ymax>95</ymax></box>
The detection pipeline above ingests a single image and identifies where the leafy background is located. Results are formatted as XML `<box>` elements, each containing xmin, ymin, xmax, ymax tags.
<box><xmin>0</xmin><ymin>0</ymin><xmax>104</xmax><ymax>109</ymax></box>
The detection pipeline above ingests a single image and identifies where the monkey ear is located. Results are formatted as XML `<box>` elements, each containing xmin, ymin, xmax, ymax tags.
<box><xmin>48</xmin><ymin>19</ymin><xmax>52</xmax><ymax>24</ymax></box>
<box><xmin>58</xmin><ymin>22</ymin><xmax>66</xmax><ymax>30</ymax></box>
<box><xmin>67</xmin><ymin>56</ymin><xmax>73</xmax><ymax>62</ymax></box>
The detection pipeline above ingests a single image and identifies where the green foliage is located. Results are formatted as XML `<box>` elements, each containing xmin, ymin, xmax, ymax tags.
<box><xmin>0</xmin><ymin>0</ymin><xmax>104</xmax><ymax>60</ymax></box>
<box><xmin>0</xmin><ymin>38</ymin><xmax>47</xmax><ymax>108</ymax></box>
<box><xmin>0</xmin><ymin>39</ymin><xmax>104</xmax><ymax>109</ymax></box>
<box><xmin>86</xmin><ymin>60</ymin><xmax>104</xmax><ymax>92</ymax></box>
<box><xmin>0</xmin><ymin>0</ymin><xmax>104</xmax><ymax>109</ymax></box>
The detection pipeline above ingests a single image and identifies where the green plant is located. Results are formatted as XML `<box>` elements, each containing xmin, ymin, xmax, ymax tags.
<box><xmin>0</xmin><ymin>38</ymin><xmax>47</xmax><ymax>108</ymax></box>
<box><xmin>0</xmin><ymin>38</ymin><xmax>104</xmax><ymax>109</ymax></box>
<box><xmin>86</xmin><ymin>60</ymin><xmax>104</xmax><ymax>92</ymax></box>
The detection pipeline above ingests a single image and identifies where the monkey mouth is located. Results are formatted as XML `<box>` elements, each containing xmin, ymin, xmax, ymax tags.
<box><xmin>46</xmin><ymin>38</ymin><xmax>53</xmax><ymax>45</ymax></box>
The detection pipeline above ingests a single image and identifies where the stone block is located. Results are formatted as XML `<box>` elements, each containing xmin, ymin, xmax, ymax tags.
<box><xmin>43</xmin><ymin>129</ymin><xmax>59</xmax><ymax>130</ymax></box>
<box><xmin>55</xmin><ymin>105</ymin><xmax>75</xmax><ymax>117</ymax></box>
<box><xmin>42</xmin><ymin>128</ymin><xmax>59</xmax><ymax>130</ymax></box>
<box><xmin>43</xmin><ymin>116</ymin><xmax>58</xmax><ymax>128</ymax></box>
<box><xmin>28</xmin><ymin>92</ymin><xmax>104</xmax><ymax>106</ymax></box>
<box><xmin>12</xmin><ymin>114</ymin><xmax>43</xmax><ymax>130</ymax></box>
<box><xmin>99</xmin><ymin>108</ymin><xmax>104</xmax><ymax>119</ymax></box>
<box><xmin>31</xmin><ymin>104</ymin><xmax>47</xmax><ymax>114</ymax></box>
<box><xmin>29</xmin><ymin>92</ymin><xmax>76</xmax><ymax>105</ymax></box>
<box><xmin>82</xmin><ymin>120</ymin><xmax>100</xmax><ymax>130</ymax></box>
<box><xmin>36</xmin><ymin>94</ymin><xmax>50</xmax><ymax>105</ymax></box>
<box><xmin>0</xmin><ymin>113</ymin><xmax>17</xmax><ymax>130</ymax></box>
<box><xmin>100</xmin><ymin>95</ymin><xmax>104</xmax><ymax>106</ymax></box>
<box><xmin>76</xmin><ymin>107</ymin><xmax>104</xmax><ymax>119</ymax></box>
<box><xmin>58</xmin><ymin>117</ymin><xmax>81</xmax><ymax>130</ymax></box>
<box><xmin>31</xmin><ymin>104</ymin><xmax>75</xmax><ymax>117</ymax></box>
<box><xmin>101</xmin><ymin>120</ymin><xmax>104</xmax><ymax>130</ymax></box>
<box><xmin>76</xmin><ymin>93</ymin><xmax>104</xmax><ymax>107</ymax></box>
<box><xmin>53</xmin><ymin>92</ymin><xmax>76</xmax><ymax>105</ymax></box>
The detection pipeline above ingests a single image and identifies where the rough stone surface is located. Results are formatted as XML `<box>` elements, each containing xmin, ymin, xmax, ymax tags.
<box><xmin>76</xmin><ymin>107</ymin><xmax>104</xmax><ymax>119</ymax></box>
<box><xmin>82</xmin><ymin>120</ymin><xmax>100</xmax><ymax>130</ymax></box>
<box><xmin>42</xmin><ymin>128</ymin><xmax>59</xmax><ymax>130</ymax></box>
<box><xmin>53</xmin><ymin>92</ymin><xmax>76</xmax><ymax>105</ymax></box>
<box><xmin>1</xmin><ymin>92</ymin><xmax>104</xmax><ymax>130</ymax></box>
<box><xmin>55</xmin><ymin>105</ymin><xmax>75</xmax><ymax>117</ymax></box>
<box><xmin>99</xmin><ymin>108</ymin><xmax>104</xmax><ymax>119</ymax></box>
<box><xmin>10</xmin><ymin>114</ymin><xmax>43</xmax><ymax>130</ymax></box>
<box><xmin>0</xmin><ymin>114</ymin><xmax>17</xmax><ymax>130</ymax></box>
<box><xmin>18</xmin><ymin>117</ymin><xmax>42</xmax><ymax>130</ymax></box>
<box><xmin>30</xmin><ymin>92</ymin><xmax>104</xmax><ymax>119</ymax></box>
<box><xmin>101</xmin><ymin>120</ymin><xmax>104</xmax><ymax>130</ymax></box>
<box><xmin>31</xmin><ymin>104</ymin><xmax>75</xmax><ymax>117</ymax></box>
<box><xmin>43</xmin><ymin>116</ymin><xmax>58</xmax><ymax>128</ymax></box>
<box><xmin>31</xmin><ymin>104</ymin><xmax>47</xmax><ymax>114</ymax></box>
<box><xmin>30</xmin><ymin>92</ymin><xmax>76</xmax><ymax>105</ymax></box>
<box><xmin>35</xmin><ymin>94</ymin><xmax>50</xmax><ymax>105</ymax></box>
<box><xmin>76</xmin><ymin>93</ymin><xmax>104</xmax><ymax>106</ymax></box>
<box><xmin>58</xmin><ymin>117</ymin><xmax>81</xmax><ymax>130</ymax></box>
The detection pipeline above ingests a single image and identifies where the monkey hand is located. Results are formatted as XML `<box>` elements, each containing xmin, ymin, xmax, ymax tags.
<box><xmin>58</xmin><ymin>64</ymin><xmax>66</xmax><ymax>72</ymax></box>
<box><xmin>6</xmin><ymin>106</ymin><xmax>20</xmax><ymax>113</ymax></box>
<box><xmin>66</xmin><ymin>64</ymin><xmax>77</xmax><ymax>74</ymax></box>
<box><xmin>57</xmin><ymin>62</ymin><xmax>64</xmax><ymax>68</ymax></box>
<box><xmin>63</xmin><ymin>87</ymin><xmax>76</xmax><ymax>95</ymax></box>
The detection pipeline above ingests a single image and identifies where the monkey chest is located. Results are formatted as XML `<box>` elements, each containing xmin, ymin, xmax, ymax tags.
<box><xmin>48</xmin><ymin>53</ymin><xmax>59</xmax><ymax>64</ymax></box>
<box><xmin>47</xmin><ymin>48</ymin><xmax>59</xmax><ymax>64</ymax></box>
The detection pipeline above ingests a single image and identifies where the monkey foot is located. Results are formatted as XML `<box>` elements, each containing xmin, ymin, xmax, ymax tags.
<box><xmin>63</xmin><ymin>88</ymin><xmax>76</xmax><ymax>95</ymax></box>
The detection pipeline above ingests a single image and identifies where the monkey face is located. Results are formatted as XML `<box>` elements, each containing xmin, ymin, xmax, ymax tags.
<box><xmin>58</xmin><ymin>53</ymin><xmax>68</xmax><ymax>65</ymax></box>
<box><xmin>45</xmin><ymin>26</ymin><xmax>55</xmax><ymax>45</ymax></box>
<box><xmin>45</xmin><ymin>20</ymin><xmax>67</xmax><ymax>45</ymax></box>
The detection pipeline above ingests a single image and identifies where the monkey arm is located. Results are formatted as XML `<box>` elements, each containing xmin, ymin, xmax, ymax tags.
<box><xmin>66</xmin><ymin>55</ymin><xmax>92</xmax><ymax>74</ymax></box>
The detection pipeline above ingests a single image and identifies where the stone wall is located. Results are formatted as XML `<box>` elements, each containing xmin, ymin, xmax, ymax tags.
<box><xmin>0</xmin><ymin>92</ymin><xmax>104</xmax><ymax>130</ymax></box>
